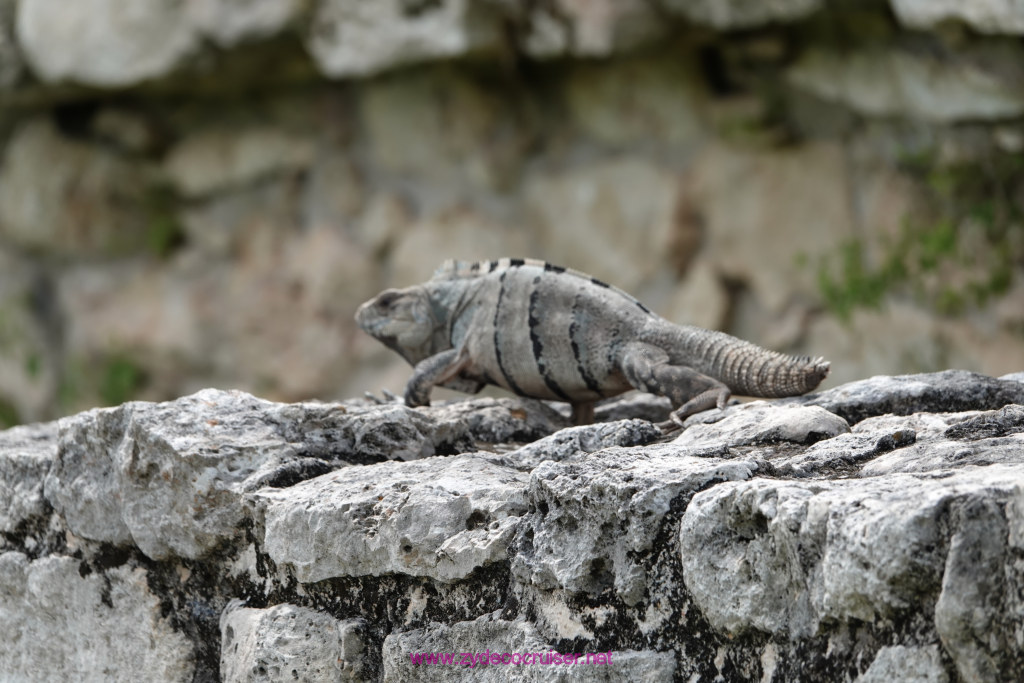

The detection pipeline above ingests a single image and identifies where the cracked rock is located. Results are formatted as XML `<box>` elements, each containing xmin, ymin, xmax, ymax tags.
<box><xmin>250</xmin><ymin>453</ymin><xmax>530</xmax><ymax>583</ymax></box>
<box><xmin>220</xmin><ymin>601</ymin><xmax>367</xmax><ymax>682</ymax></box>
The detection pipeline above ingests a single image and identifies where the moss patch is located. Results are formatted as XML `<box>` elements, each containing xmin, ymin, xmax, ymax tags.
<box><xmin>817</xmin><ymin>152</ymin><xmax>1023</xmax><ymax>320</ymax></box>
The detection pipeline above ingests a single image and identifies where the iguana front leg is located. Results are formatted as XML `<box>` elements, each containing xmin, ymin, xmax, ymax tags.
<box><xmin>405</xmin><ymin>348</ymin><xmax>476</xmax><ymax>407</ymax></box>
<box><xmin>620</xmin><ymin>342</ymin><xmax>731</xmax><ymax>427</ymax></box>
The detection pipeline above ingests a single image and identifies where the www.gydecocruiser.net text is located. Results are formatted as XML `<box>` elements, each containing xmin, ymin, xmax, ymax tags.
<box><xmin>409</xmin><ymin>650</ymin><xmax>615</xmax><ymax>668</ymax></box>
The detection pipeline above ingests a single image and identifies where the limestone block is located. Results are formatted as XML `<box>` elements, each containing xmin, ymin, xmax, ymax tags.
<box><xmin>45</xmin><ymin>403</ymin><xmax>134</xmax><ymax>547</ymax></box>
<box><xmin>163</xmin><ymin>125</ymin><xmax>315</xmax><ymax>199</ymax></box>
<box><xmin>45</xmin><ymin>389</ymin><xmax>472</xmax><ymax>560</ymax></box>
<box><xmin>679</xmin><ymin>464</ymin><xmax>1024</xmax><ymax>650</ymax></box>
<box><xmin>220</xmin><ymin>602</ymin><xmax>366</xmax><ymax>682</ymax></box>
<box><xmin>525</xmin><ymin>159</ymin><xmax>680</xmax><ymax>293</ymax></box>
<box><xmin>664</xmin><ymin>260</ymin><xmax>730</xmax><ymax>331</ymax></box>
<box><xmin>674</xmin><ymin>402</ymin><xmax>850</xmax><ymax>449</ymax></box>
<box><xmin>566</xmin><ymin>56</ymin><xmax>704</xmax><ymax>149</ymax></box>
<box><xmin>857</xmin><ymin>645</ymin><xmax>948</xmax><ymax>683</ymax></box>
<box><xmin>797</xmin><ymin>369</ymin><xmax>1024</xmax><ymax>424</ymax></box>
<box><xmin>517</xmin><ymin>0</ymin><xmax>667</xmax><ymax>58</ymax></box>
<box><xmin>803</xmin><ymin>303</ymin><xmax>951</xmax><ymax>388</ymax></box>
<box><xmin>516</xmin><ymin>448</ymin><xmax>758</xmax><ymax>605</ymax></box>
<box><xmin>594</xmin><ymin>391</ymin><xmax>674</xmax><ymax>423</ymax></box>
<box><xmin>501</xmin><ymin>419</ymin><xmax>661</xmax><ymax>471</ymax></box>
<box><xmin>16</xmin><ymin>0</ymin><xmax>305</xmax><ymax>86</ymax></box>
<box><xmin>57</xmin><ymin>260</ymin><xmax>205</xmax><ymax>368</ymax></box>
<box><xmin>250</xmin><ymin>453</ymin><xmax>530</xmax><ymax>583</ymax></box>
<box><xmin>0</xmin><ymin>118</ymin><xmax>155</xmax><ymax>255</ymax></box>
<box><xmin>210</xmin><ymin>226</ymin><xmax>379</xmax><ymax>398</ymax></box>
<box><xmin>661</xmin><ymin>0</ymin><xmax>822</xmax><ymax>28</ymax></box>
<box><xmin>891</xmin><ymin>0</ymin><xmax>1024</xmax><ymax>35</ymax></box>
<box><xmin>178</xmin><ymin>181</ymin><xmax>304</xmax><ymax>255</ymax></box>
<box><xmin>0</xmin><ymin>422</ymin><xmax>56</xmax><ymax>534</ymax></box>
<box><xmin>771</xmin><ymin>410</ymin><xmax>939</xmax><ymax>478</ymax></box>
<box><xmin>0</xmin><ymin>250</ymin><xmax>55</xmax><ymax>424</ymax></box>
<box><xmin>3</xmin><ymin>370</ymin><xmax>1024</xmax><ymax>678</ymax></box>
<box><xmin>389</xmin><ymin>209</ymin><xmax>534</xmax><ymax>286</ymax></box>
<box><xmin>56</xmin><ymin>228</ymin><xmax>377</xmax><ymax>404</ymax></box>
<box><xmin>935</xmin><ymin>485</ymin><xmax>1024</xmax><ymax>682</ymax></box>
<box><xmin>688</xmin><ymin>142</ymin><xmax>855</xmax><ymax>313</ymax></box>
<box><xmin>307</xmin><ymin>0</ymin><xmax>502</xmax><ymax>78</ymax></box>
<box><xmin>354</xmin><ymin>192</ymin><xmax>412</xmax><ymax>257</ymax></box>
<box><xmin>186</xmin><ymin>0</ymin><xmax>303</xmax><ymax>48</ymax></box>
<box><xmin>16</xmin><ymin>0</ymin><xmax>198</xmax><ymax>86</ymax></box>
<box><xmin>382</xmin><ymin>612</ymin><xmax>677</xmax><ymax>681</ymax></box>
<box><xmin>788</xmin><ymin>46</ymin><xmax>1024</xmax><ymax>122</ymax></box>
<box><xmin>420</xmin><ymin>397</ymin><xmax>571</xmax><ymax>445</ymax></box>
<box><xmin>857</xmin><ymin>405</ymin><xmax>1024</xmax><ymax>476</ymax></box>
<box><xmin>808</xmin><ymin>301</ymin><xmax>1024</xmax><ymax>388</ymax></box>
<box><xmin>0</xmin><ymin>552</ymin><xmax>194</xmax><ymax>681</ymax></box>
<box><xmin>358</xmin><ymin>67</ymin><xmax>529</xmax><ymax>194</ymax></box>
<box><xmin>303</xmin><ymin>152</ymin><xmax>365</xmax><ymax>232</ymax></box>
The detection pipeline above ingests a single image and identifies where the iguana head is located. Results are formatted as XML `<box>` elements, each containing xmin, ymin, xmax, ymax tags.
<box><xmin>355</xmin><ymin>286</ymin><xmax>439</xmax><ymax>365</ymax></box>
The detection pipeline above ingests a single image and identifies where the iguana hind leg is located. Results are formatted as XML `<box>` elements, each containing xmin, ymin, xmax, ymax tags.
<box><xmin>571</xmin><ymin>402</ymin><xmax>595</xmax><ymax>426</ymax></box>
<box><xmin>620</xmin><ymin>342</ymin><xmax>731</xmax><ymax>428</ymax></box>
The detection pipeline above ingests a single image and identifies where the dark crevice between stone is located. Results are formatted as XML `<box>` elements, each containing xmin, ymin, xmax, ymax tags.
<box><xmin>1</xmin><ymin>508</ymin><xmax>65</xmax><ymax>561</ymax></box>
<box><xmin>142</xmin><ymin>541</ymin><xmax>262</xmax><ymax>683</ymax></box>
<box><xmin>52</xmin><ymin>100</ymin><xmax>100</xmax><ymax>140</ymax></box>
<box><xmin>249</xmin><ymin>457</ymin><xmax>340</xmax><ymax>489</ymax></box>
<box><xmin>267</xmin><ymin>562</ymin><xmax>515</xmax><ymax>681</ymax></box>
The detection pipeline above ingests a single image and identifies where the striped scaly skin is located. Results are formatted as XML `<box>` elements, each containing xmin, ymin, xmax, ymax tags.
<box><xmin>355</xmin><ymin>258</ymin><xmax>830</xmax><ymax>428</ymax></box>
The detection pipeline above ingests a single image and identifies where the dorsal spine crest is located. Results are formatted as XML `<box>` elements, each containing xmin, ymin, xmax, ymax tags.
<box><xmin>433</xmin><ymin>258</ymin><xmax>652</xmax><ymax>315</ymax></box>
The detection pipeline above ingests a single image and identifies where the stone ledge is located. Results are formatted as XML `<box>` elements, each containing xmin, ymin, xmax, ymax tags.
<box><xmin>0</xmin><ymin>371</ymin><xmax>1021</xmax><ymax>681</ymax></box>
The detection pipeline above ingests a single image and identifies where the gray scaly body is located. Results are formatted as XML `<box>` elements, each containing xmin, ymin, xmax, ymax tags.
<box><xmin>355</xmin><ymin>258</ymin><xmax>830</xmax><ymax>426</ymax></box>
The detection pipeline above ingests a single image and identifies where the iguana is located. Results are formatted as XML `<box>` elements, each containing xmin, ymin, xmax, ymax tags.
<box><xmin>355</xmin><ymin>258</ymin><xmax>830</xmax><ymax>428</ymax></box>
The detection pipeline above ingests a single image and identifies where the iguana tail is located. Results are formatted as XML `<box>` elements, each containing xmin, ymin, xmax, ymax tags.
<box><xmin>655</xmin><ymin>323</ymin><xmax>830</xmax><ymax>398</ymax></box>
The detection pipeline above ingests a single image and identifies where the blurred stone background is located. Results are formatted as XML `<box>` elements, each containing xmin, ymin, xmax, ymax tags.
<box><xmin>0</xmin><ymin>0</ymin><xmax>1022</xmax><ymax>426</ymax></box>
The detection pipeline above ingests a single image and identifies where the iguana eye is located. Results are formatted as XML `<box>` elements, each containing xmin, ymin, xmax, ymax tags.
<box><xmin>376</xmin><ymin>290</ymin><xmax>400</xmax><ymax>309</ymax></box>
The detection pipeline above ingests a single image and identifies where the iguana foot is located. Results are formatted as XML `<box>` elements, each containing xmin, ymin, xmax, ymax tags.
<box><xmin>364</xmin><ymin>389</ymin><xmax>400</xmax><ymax>405</ymax></box>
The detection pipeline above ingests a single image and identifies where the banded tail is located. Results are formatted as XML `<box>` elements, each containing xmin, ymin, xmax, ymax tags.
<box><xmin>670</xmin><ymin>325</ymin><xmax>830</xmax><ymax>398</ymax></box>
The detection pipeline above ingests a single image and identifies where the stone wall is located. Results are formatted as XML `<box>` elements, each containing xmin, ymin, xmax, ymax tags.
<box><xmin>1</xmin><ymin>371</ymin><xmax>1023</xmax><ymax>681</ymax></box>
<box><xmin>0</xmin><ymin>0</ymin><xmax>1023</xmax><ymax>426</ymax></box>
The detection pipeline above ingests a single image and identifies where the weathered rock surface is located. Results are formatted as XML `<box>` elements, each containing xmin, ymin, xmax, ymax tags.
<box><xmin>0</xmin><ymin>552</ymin><xmax>195</xmax><ymax>681</ymax></box>
<box><xmin>250</xmin><ymin>453</ymin><xmax>530</xmax><ymax>583</ymax></box>
<box><xmin>797</xmin><ymin>369</ymin><xmax>1024</xmax><ymax>424</ymax></box>
<box><xmin>2</xmin><ymin>371</ymin><xmax>1024</xmax><ymax>681</ymax></box>
<box><xmin>662</xmin><ymin>0</ymin><xmax>823</xmax><ymax>29</ymax></box>
<box><xmin>787</xmin><ymin>45</ymin><xmax>1024</xmax><ymax>122</ymax></box>
<box><xmin>382</xmin><ymin>612</ymin><xmax>678</xmax><ymax>681</ymax></box>
<box><xmin>220</xmin><ymin>601</ymin><xmax>367</xmax><ymax>682</ymax></box>
<box><xmin>307</xmin><ymin>0</ymin><xmax>501</xmax><ymax>78</ymax></box>
<box><xmin>16</xmin><ymin>0</ymin><xmax>199</xmax><ymax>87</ymax></box>
<box><xmin>891</xmin><ymin>0</ymin><xmax>1024</xmax><ymax>35</ymax></box>
<box><xmin>42</xmin><ymin>389</ymin><xmax>492</xmax><ymax>561</ymax></box>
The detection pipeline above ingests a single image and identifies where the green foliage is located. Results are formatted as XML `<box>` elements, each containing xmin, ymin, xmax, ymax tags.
<box><xmin>24</xmin><ymin>352</ymin><xmax>41</xmax><ymax>379</ymax></box>
<box><xmin>817</xmin><ymin>238</ymin><xmax>901</xmax><ymax>320</ymax></box>
<box><xmin>0</xmin><ymin>397</ymin><xmax>19</xmax><ymax>429</ymax></box>
<box><xmin>99</xmin><ymin>355</ymin><xmax>148</xmax><ymax>407</ymax></box>
<box><xmin>817</xmin><ymin>151</ymin><xmax>1023</xmax><ymax>321</ymax></box>
<box><xmin>142</xmin><ymin>184</ymin><xmax>187</xmax><ymax>259</ymax></box>
<box><xmin>59</xmin><ymin>353</ymin><xmax>150</xmax><ymax>412</ymax></box>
